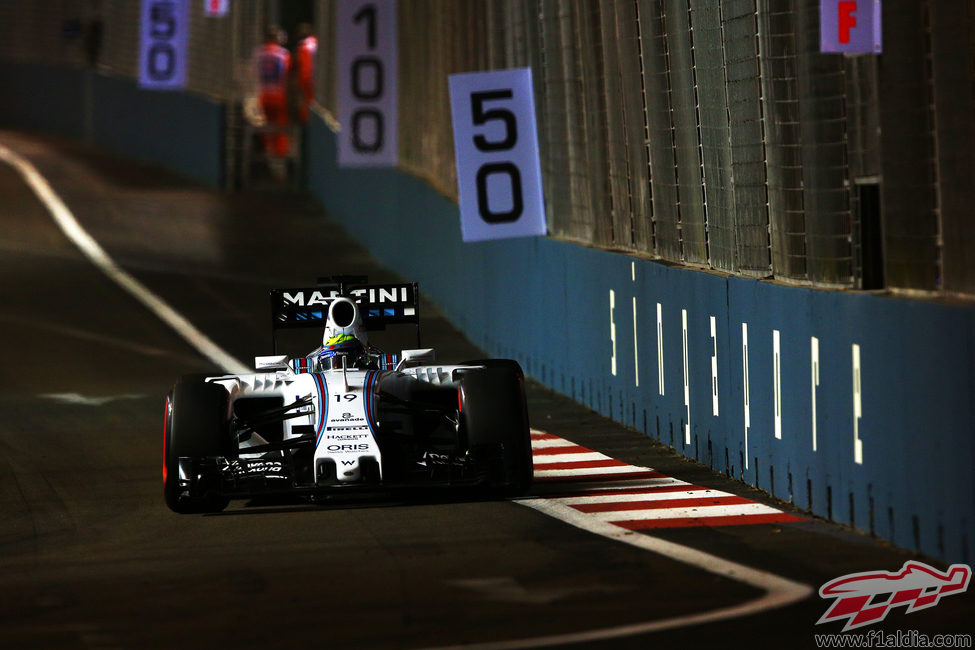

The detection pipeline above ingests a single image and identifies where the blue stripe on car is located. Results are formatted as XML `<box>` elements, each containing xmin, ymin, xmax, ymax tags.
<box><xmin>314</xmin><ymin>373</ymin><xmax>328</xmax><ymax>445</ymax></box>
<box><xmin>364</xmin><ymin>371</ymin><xmax>379</xmax><ymax>436</ymax></box>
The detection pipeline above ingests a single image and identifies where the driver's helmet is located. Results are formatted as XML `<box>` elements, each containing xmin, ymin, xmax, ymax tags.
<box><xmin>317</xmin><ymin>333</ymin><xmax>364</xmax><ymax>370</ymax></box>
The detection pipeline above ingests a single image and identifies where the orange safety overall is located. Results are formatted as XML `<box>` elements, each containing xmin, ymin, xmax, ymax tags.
<box><xmin>296</xmin><ymin>35</ymin><xmax>317</xmax><ymax>124</ymax></box>
<box><xmin>255</xmin><ymin>42</ymin><xmax>292</xmax><ymax>157</ymax></box>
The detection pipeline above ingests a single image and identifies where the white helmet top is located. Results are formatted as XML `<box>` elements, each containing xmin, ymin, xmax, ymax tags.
<box><xmin>323</xmin><ymin>297</ymin><xmax>368</xmax><ymax>346</ymax></box>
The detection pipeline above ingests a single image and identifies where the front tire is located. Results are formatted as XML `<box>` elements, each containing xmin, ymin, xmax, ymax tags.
<box><xmin>163</xmin><ymin>376</ymin><xmax>232</xmax><ymax>513</ymax></box>
<box><xmin>459</xmin><ymin>366</ymin><xmax>532</xmax><ymax>496</ymax></box>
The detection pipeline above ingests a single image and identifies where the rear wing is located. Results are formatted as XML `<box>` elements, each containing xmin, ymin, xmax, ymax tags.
<box><xmin>269</xmin><ymin>279</ymin><xmax>420</xmax><ymax>351</ymax></box>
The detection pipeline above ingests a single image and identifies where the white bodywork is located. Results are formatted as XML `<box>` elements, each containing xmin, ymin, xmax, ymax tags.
<box><xmin>206</xmin><ymin>350</ymin><xmax>479</xmax><ymax>484</ymax></box>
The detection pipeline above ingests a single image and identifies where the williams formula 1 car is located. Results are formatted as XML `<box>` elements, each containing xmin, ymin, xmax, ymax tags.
<box><xmin>163</xmin><ymin>277</ymin><xmax>533</xmax><ymax>513</ymax></box>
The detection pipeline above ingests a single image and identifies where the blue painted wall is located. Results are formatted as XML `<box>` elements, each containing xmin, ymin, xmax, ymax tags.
<box><xmin>0</xmin><ymin>62</ymin><xmax>87</xmax><ymax>137</ymax></box>
<box><xmin>89</xmin><ymin>73</ymin><xmax>223</xmax><ymax>186</ymax></box>
<box><xmin>308</xmin><ymin>115</ymin><xmax>975</xmax><ymax>563</ymax></box>
<box><xmin>0</xmin><ymin>62</ymin><xmax>223</xmax><ymax>187</ymax></box>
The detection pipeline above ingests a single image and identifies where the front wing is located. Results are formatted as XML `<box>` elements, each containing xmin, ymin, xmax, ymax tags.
<box><xmin>173</xmin><ymin>446</ymin><xmax>507</xmax><ymax>501</ymax></box>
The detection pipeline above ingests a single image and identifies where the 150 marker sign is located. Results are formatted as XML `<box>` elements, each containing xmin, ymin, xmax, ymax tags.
<box><xmin>449</xmin><ymin>68</ymin><xmax>546</xmax><ymax>242</ymax></box>
<box><xmin>337</xmin><ymin>0</ymin><xmax>398</xmax><ymax>166</ymax></box>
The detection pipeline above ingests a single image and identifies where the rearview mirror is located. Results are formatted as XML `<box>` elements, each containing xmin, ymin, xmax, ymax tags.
<box><xmin>396</xmin><ymin>348</ymin><xmax>435</xmax><ymax>370</ymax></box>
<box><xmin>255</xmin><ymin>355</ymin><xmax>289</xmax><ymax>370</ymax></box>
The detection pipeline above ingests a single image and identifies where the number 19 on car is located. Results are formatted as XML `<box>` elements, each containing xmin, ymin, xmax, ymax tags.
<box><xmin>449</xmin><ymin>68</ymin><xmax>546</xmax><ymax>242</ymax></box>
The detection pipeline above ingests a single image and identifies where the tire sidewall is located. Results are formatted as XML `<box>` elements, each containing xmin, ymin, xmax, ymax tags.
<box><xmin>163</xmin><ymin>376</ymin><xmax>231</xmax><ymax>513</ymax></box>
<box><xmin>460</xmin><ymin>366</ymin><xmax>532</xmax><ymax>495</ymax></box>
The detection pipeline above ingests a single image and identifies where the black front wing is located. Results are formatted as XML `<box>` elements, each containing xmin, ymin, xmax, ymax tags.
<box><xmin>173</xmin><ymin>447</ymin><xmax>506</xmax><ymax>502</ymax></box>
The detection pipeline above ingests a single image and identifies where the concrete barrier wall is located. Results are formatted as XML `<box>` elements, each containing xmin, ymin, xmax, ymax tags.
<box><xmin>308</xmin><ymin>115</ymin><xmax>975</xmax><ymax>563</ymax></box>
<box><xmin>0</xmin><ymin>62</ymin><xmax>222</xmax><ymax>187</ymax></box>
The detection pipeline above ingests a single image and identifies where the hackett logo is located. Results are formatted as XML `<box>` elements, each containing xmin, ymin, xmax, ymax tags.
<box><xmin>816</xmin><ymin>561</ymin><xmax>971</xmax><ymax>631</ymax></box>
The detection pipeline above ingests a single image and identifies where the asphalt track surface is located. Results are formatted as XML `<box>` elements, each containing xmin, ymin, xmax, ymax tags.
<box><xmin>0</xmin><ymin>131</ymin><xmax>971</xmax><ymax>649</ymax></box>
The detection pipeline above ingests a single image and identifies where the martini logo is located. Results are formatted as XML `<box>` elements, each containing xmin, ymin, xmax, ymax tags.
<box><xmin>281</xmin><ymin>285</ymin><xmax>411</xmax><ymax>307</ymax></box>
<box><xmin>817</xmin><ymin>561</ymin><xmax>970</xmax><ymax>631</ymax></box>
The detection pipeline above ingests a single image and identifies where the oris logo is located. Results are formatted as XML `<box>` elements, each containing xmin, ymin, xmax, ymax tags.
<box><xmin>326</xmin><ymin>443</ymin><xmax>370</xmax><ymax>452</ymax></box>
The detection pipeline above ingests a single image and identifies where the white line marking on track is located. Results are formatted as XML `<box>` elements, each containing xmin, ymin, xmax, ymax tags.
<box><xmin>1</xmin><ymin>141</ymin><xmax>813</xmax><ymax>649</ymax></box>
<box><xmin>554</xmin><ymin>487</ymin><xmax>725</xmax><ymax>505</ymax></box>
<box><xmin>590</xmin><ymin>502</ymin><xmax>788</xmax><ymax>523</ymax></box>
<box><xmin>39</xmin><ymin>393</ymin><xmax>145</xmax><ymax>407</ymax></box>
<box><xmin>0</xmin><ymin>314</ymin><xmax>205</xmax><ymax>364</ymax></box>
<box><xmin>449</xmin><ymin>576</ymin><xmax>624</xmax><ymax>606</ymax></box>
<box><xmin>529</xmin><ymin>477</ymin><xmax>691</xmax><ymax>495</ymax></box>
<box><xmin>532</xmin><ymin>465</ymin><xmax>651</xmax><ymax>478</ymax></box>
<box><xmin>0</xmin><ymin>143</ymin><xmax>251</xmax><ymax>375</ymax></box>
<box><xmin>529</xmin><ymin>438</ymin><xmax>577</xmax><ymax>449</ymax></box>
<box><xmin>532</xmin><ymin>451</ymin><xmax>610</xmax><ymax>464</ymax></box>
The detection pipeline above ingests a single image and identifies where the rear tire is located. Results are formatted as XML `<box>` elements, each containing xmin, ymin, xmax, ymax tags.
<box><xmin>163</xmin><ymin>376</ymin><xmax>232</xmax><ymax>513</ymax></box>
<box><xmin>459</xmin><ymin>366</ymin><xmax>532</xmax><ymax>496</ymax></box>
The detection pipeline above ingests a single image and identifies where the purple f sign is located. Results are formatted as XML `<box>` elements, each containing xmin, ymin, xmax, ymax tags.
<box><xmin>820</xmin><ymin>0</ymin><xmax>882</xmax><ymax>54</ymax></box>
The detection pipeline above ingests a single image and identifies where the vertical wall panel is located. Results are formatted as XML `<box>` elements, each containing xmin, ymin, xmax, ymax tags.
<box><xmin>573</xmin><ymin>0</ymin><xmax>612</xmax><ymax>247</ymax></box>
<box><xmin>845</xmin><ymin>55</ymin><xmax>882</xmax><ymax>289</ymax></box>
<box><xmin>315</xmin><ymin>0</ymin><xmax>338</xmax><ymax>117</ymax></box>
<box><xmin>598</xmin><ymin>1</ymin><xmax>635</xmax><ymax>249</ymax></box>
<box><xmin>665</xmin><ymin>1</ymin><xmax>707</xmax><ymax>263</ymax></box>
<box><xmin>692</xmin><ymin>0</ymin><xmax>736</xmax><ymax>272</ymax></box>
<box><xmin>845</xmin><ymin>58</ymin><xmax>881</xmax><ymax>182</ymax></box>
<box><xmin>760</xmin><ymin>0</ymin><xmax>806</xmax><ymax>280</ymax></box>
<box><xmin>929</xmin><ymin>0</ymin><xmax>975</xmax><ymax>294</ymax></box>
<box><xmin>796</xmin><ymin>1</ymin><xmax>852</xmax><ymax>286</ymax></box>
<box><xmin>879</xmin><ymin>2</ymin><xmax>941</xmax><ymax>291</ymax></box>
<box><xmin>638</xmin><ymin>0</ymin><xmax>681</xmax><ymax>262</ymax></box>
<box><xmin>538</xmin><ymin>0</ymin><xmax>573</xmax><ymax>239</ymax></box>
<box><xmin>595</xmin><ymin>0</ymin><xmax>651</xmax><ymax>252</ymax></box>
<box><xmin>723</xmin><ymin>0</ymin><xmax>770</xmax><ymax>276</ymax></box>
<box><xmin>598</xmin><ymin>1</ymin><xmax>630</xmax><ymax>248</ymax></box>
<box><xmin>552</xmin><ymin>0</ymin><xmax>600</xmax><ymax>243</ymax></box>
<box><xmin>616</xmin><ymin>1</ymin><xmax>653</xmax><ymax>252</ymax></box>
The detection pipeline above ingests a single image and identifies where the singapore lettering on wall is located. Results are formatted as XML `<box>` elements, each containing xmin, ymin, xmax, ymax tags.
<box><xmin>609</xmin><ymin>270</ymin><xmax>864</xmax><ymax>468</ymax></box>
